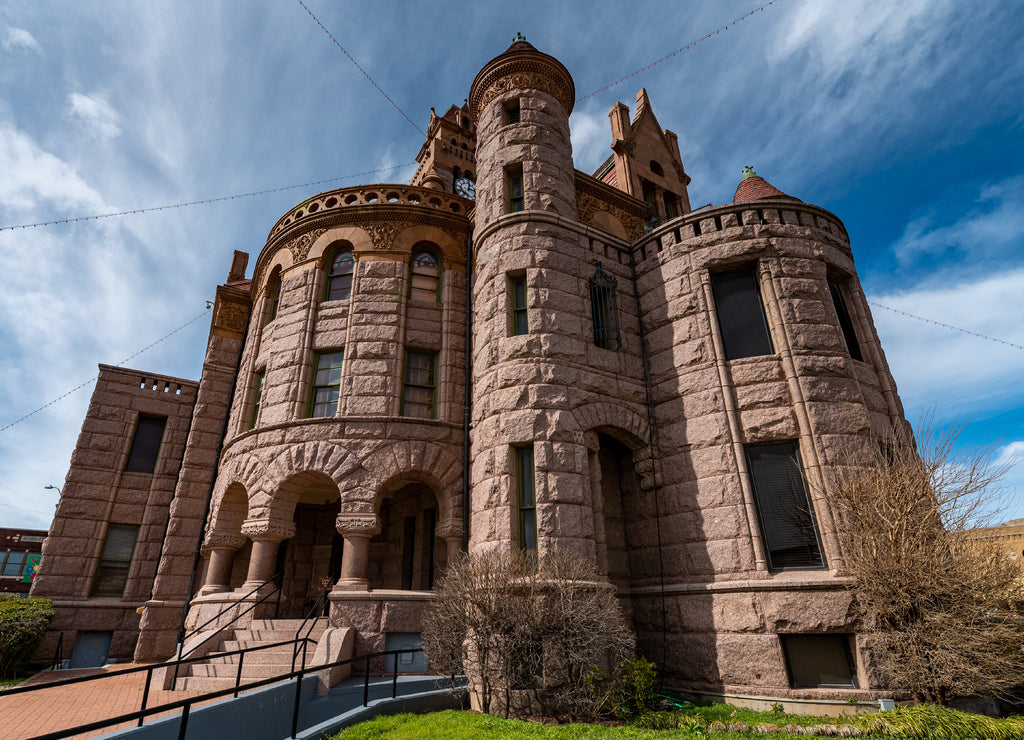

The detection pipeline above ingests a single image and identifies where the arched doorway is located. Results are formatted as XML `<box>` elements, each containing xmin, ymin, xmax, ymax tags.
<box><xmin>277</xmin><ymin>471</ymin><xmax>340</xmax><ymax>617</ymax></box>
<box><xmin>594</xmin><ymin>433</ymin><xmax>642</xmax><ymax>591</ymax></box>
<box><xmin>368</xmin><ymin>483</ymin><xmax>445</xmax><ymax>591</ymax></box>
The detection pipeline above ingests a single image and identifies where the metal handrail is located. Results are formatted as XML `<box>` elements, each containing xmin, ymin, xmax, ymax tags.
<box><xmin>176</xmin><ymin>572</ymin><xmax>281</xmax><ymax>662</ymax></box>
<box><xmin>49</xmin><ymin>633</ymin><xmax>64</xmax><ymax>671</ymax></box>
<box><xmin>25</xmin><ymin>647</ymin><xmax>440</xmax><ymax>740</ymax></box>
<box><xmin>290</xmin><ymin>586</ymin><xmax>330</xmax><ymax>672</ymax></box>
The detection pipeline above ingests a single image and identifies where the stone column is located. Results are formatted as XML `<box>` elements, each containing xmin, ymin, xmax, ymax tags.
<box><xmin>240</xmin><ymin>520</ymin><xmax>295</xmax><ymax>589</ymax></box>
<box><xmin>197</xmin><ymin>532</ymin><xmax>246</xmax><ymax>596</ymax></box>
<box><xmin>333</xmin><ymin>514</ymin><xmax>381</xmax><ymax>592</ymax></box>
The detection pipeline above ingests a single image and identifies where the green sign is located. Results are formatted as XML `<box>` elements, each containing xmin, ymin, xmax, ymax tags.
<box><xmin>22</xmin><ymin>555</ymin><xmax>41</xmax><ymax>583</ymax></box>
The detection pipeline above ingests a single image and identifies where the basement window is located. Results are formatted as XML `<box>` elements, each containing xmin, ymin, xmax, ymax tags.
<box><xmin>781</xmin><ymin>634</ymin><xmax>858</xmax><ymax>689</ymax></box>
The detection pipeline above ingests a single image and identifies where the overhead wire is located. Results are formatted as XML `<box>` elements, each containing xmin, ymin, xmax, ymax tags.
<box><xmin>868</xmin><ymin>301</ymin><xmax>1024</xmax><ymax>352</ymax></box>
<box><xmin>0</xmin><ymin>306</ymin><xmax>212</xmax><ymax>434</ymax></box>
<box><xmin>0</xmin><ymin>163</ymin><xmax>417</xmax><ymax>232</ymax></box>
<box><xmin>295</xmin><ymin>0</ymin><xmax>426</xmax><ymax>137</ymax></box>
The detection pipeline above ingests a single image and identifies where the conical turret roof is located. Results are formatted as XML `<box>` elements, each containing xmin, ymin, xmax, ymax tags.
<box><xmin>732</xmin><ymin>166</ymin><xmax>801</xmax><ymax>204</ymax></box>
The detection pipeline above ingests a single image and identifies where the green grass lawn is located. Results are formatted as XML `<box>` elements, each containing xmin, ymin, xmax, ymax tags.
<box><xmin>329</xmin><ymin>709</ymin><xmax>884</xmax><ymax>739</ymax></box>
<box><xmin>0</xmin><ymin>676</ymin><xmax>26</xmax><ymax>689</ymax></box>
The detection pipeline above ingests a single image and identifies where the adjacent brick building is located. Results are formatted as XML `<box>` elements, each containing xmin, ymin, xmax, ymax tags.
<box><xmin>0</xmin><ymin>528</ymin><xmax>47</xmax><ymax>595</ymax></box>
<box><xmin>33</xmin><ymin>38</ymin><xmax>909</xmax><ymax>700</ymax></box>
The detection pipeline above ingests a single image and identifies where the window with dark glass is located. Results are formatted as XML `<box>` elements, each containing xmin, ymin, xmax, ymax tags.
<box><xmin>503</xmin><ymin>99</ymin><xmax>521</xmax><ymax>125</ymax></box>
<box><xmin>326</xmin><ymin>248</ymin><xmax>354</xmax><ymax>301</ymax></box>
<box><xmin>781</xmin><ymin>635</ymin><xmax>858</xmax><ymax>688</ymax></box>
<box><xmin>249</xmin><ymin>370</ymin><xmax>265</xmax><ymax>429</ymax></box>
<box><xmin>664</xmin><ymin>192</ymin><xmax>679</xmax><ymax>219</ymax></box>
<box><xmin>267</xmin><ymin>272</ymin><xmax>281</xmax><ymax>321</ymax></box>
<box><xmin>125</xmin><ymin>415</ymin><xmax>166</xmax><ymax>474</ymax></box>
<box><xmin>309</xmin><ymin>351</ymin><xmax>344</xmax><ymax>418</ymax></box>
<box><xmin>410</xmin><ymin>250</ymin><xmax>440</xmax><ymax>302</ymax></box>
<box><xmin>745</xmin><ymin>442</ymin><xmax>825</xmax><ymax>570</ymax></box>
<box><xmin>516</xmin><ymin>446</ymin><xmax>537</xmax><ymax>558</ymax></box>
<box><xmin>589</xmin><ymin>263</ymin><xmax>621</xmax><ymax>350</ymax></box>
<box><xmin>91</xmin><ymin>524</ymin><xmax>138</xmax><ymax>597</ymax></box>
<box><xmin>828</xmin><ymin>278</ymin><xmax>863</xmax><ymax>361</ymax></box>
<box><xmin>710</xmin><ymin>267</ymin><xmax>774</xmax><ymax>360</ymax></box>
<box><xmin>506</xmin><ymin>165</ymin><xmax>524</xmax><ymax>213</ymax></box>
<box><xmin>510</xmin><ymin>273</ymin><xmax>528</xmax><ymax>335</ymax></box>
<box><xmin>402</xmin><ymin>351</ymin><xmax>437</xmax><ymax>419</ymax></box>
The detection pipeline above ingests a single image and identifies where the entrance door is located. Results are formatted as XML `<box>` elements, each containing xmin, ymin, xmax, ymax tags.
<box><xmin>69</xmin><ymin>631</ymin><xmax>112</xmax><ymax>668</ymax></box>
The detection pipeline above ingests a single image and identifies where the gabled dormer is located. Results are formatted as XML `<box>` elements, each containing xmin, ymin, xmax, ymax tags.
<box><xmin>595</xmin><ymin>88</ymin><xmax>691</xmax><ymax>221</ymax></box>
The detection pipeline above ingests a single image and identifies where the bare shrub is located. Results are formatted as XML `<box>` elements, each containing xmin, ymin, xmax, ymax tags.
<box><xmin>822</xmin><ymin>423</ymin><xmax>1024</xmax><ymax>704</ymax></box>
<box><xmin>422</xmin><ymin>548</ymin><xmax>635</xmax><ymax>720</ymax></box>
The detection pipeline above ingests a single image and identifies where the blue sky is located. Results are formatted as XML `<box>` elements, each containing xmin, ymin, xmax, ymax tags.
<box><xmin>1</xmin><ymin>0</ymin><xmax>1022</xmax><ymax>530</ymax></box>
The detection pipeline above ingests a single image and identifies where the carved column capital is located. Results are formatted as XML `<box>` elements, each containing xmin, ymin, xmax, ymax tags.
<box><xmin>335</xmin><ymin>514</ymin><xmax>382</xmax><ymax>537</ymax></box>
<box><xmin>240</xmin><ymin>519</ymin><xmax>295</xmax><ymax>542</ymax></box>
<box><xmin>203</xmin><ymin>531</ymin><xmax>247</xmax><ymax>551</ymax></box>
<box><xmin>435</xmin><ymin>518</ymin><xmax>462</xmax><ymax>542</ymax></box>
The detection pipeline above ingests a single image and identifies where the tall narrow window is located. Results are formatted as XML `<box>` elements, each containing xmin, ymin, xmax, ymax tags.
<box><xmin>827</xmin><ymin>278</ymin><xmax>863</xmax><ymax>361</ymax></box>
<box><xmin>125</xmin><ymin>415</ymin><xmax>167</xmax><ymax>474</ymax></box>
<box><xmin>91</xmin><ymin>524</ymin><xmax>139</xmax><ymax>597</ymax></box>
<box><xmin>745</xmin><ymin>441</ymin><xmax>825</xmax><ymax>570</ymax></box>
<box><xmin>309</xmin><ymin>350</ymin><xmax>344</xmax><ymax>418</ymax></box>
<box><xmin>402</xmin><ymin>351</ymin><xmax>437</xmax><ymax>419</ymax></box>
<box><xmin>267</xmin><ymin>272</ymin><xmax>281</xmax><ymax>321</ymax></box>
<box><xmin>664</xmin><ymin>193</ymin><xmax>679</xmax><ymax>219</ymax></box>
<box><xmin>710</xmin><ymin>267</ymin><xmax>774</xmax><ymax>360</ymax></box>
<box><xmin>589</xmin><ymin>263</ymin><xmax>621</xmax><ymax>350</ymax></box>
<box><xmin>410</xmin><ymin>249</ymin><xmax>441</xmax><ymax>302</ymax></box>
<box><xmin>325</xmin><ymin>247</ymin><xmax>354</xmax><ymax>301</ymax></box>
<box><xmin>503</xmin><ymin>99</ymin><xmax>521</xmax><ymax>125</ymax></box>
<box><xmin>249</xmin><ymin>370</ymin><xmax>265</xmax><ymax>429</ymax></box>
<box><xmin>516</xmin><ymin>446</ymin><xmax>537</xmax><ymax>558</ymax></box>
<box><xmin>506</xmin><ymin>165</ymin><xmax>524</xmax><ymax>213</ymax></box>
<box><xmin>510</xmin><ymin>273</ymin><xmax>528</xmax><ymax>335</ymax></box>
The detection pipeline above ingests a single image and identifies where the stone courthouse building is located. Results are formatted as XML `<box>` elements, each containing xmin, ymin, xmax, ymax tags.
<box><xmin>33</xmin><ymin>37</ymin><xmax>909</xmax><ymax>698</ymax></box>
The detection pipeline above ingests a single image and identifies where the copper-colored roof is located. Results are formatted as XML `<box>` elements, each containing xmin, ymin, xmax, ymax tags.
<box><xmin>732</xmin><ymin>167</ymin><xmax>801</xmax><ymax>204</ymax></box>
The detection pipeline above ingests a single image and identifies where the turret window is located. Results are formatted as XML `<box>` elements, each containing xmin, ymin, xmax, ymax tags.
<box><xmin>710</xmin><ymin>267</ymin><xmax>774</xmax><ymax>360</ymax></box>
<box><xmin>410</xmin><ymin>248</ymin><xmax>441</xmax><ymax>302</ymax></box>
<box><xmin>506</xmin><ymin>165</ymin><xmax>524</xmax><ymax>213</ymax></box>
<box><xmin>516</xmin><ymin>445</ymin><xmax>537</xmax><ymax>559</ymax></box>
<box><xmin>309</xmin><ymin>350</ymin><xmax>344</xmax><ymax>418</ymax></box>
<box><xmin>249</xmin><ymin>370</ymin><xmax>265</xmax><ymax>429</ymax></box>
<box><xmin>509</xmin><ymin>273</ymin><xmax>528</xmax><ymax>335</ymax></box>
<box><xmin>266</xmin><ymin>270</ymin><xmax>281</xmax><ymax>322</ymax></box>
<box><xmin>828</xmin><ymin>278</ymin><xmax>863</xmax><ymax>361</ymax></box>
<box><xmin>589</xmin><ymin>263</ymin><xmax>621</xmax><ymax>350</ymax></box>
<box><xmin>325</xmin><ymin>247</ymin><xmax>354</xmax><ymax>301</ymax></box>
<box><xmin>503</xmin><ymin>99</ymin><xmax>521</xmax><ymax>125</ymax></box>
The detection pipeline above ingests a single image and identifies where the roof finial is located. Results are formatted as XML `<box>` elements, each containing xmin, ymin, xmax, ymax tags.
<box><xmin>741</xmin><ymin>165</ymin><xmax>758</xmax><ymax>180</ymax></box>
<box><xmin>512</xmin><ymin>32</ymin><xmax>527</xmax><ymax>43</ymax></box>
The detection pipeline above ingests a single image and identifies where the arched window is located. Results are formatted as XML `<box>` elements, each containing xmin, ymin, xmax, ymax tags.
<box><xmin>266</xmin><ymin>270</ymin><xmax>281</xmax><ymax>322</ymax></box>
<box><xmin>409</xmin><ymin>248</ymin><xmax>440</xmax><ymax>302</ymax></box>
<box><xmin>325</xmin><ymin>246</ymin><xmax>354</xmax><ymax>301</ymax></box>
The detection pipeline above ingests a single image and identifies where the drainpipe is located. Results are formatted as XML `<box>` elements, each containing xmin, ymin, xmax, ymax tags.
<box><xmin>461</xmin><ymin>227</ymin><xmax>473</xmax><ymax>552</ymax></box>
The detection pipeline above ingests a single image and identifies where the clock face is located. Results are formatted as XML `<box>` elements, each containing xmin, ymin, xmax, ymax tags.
<box><xmin>455</xmin><ymin>177</ymin><xmax>476</xmax><ymax>201</ymax></box>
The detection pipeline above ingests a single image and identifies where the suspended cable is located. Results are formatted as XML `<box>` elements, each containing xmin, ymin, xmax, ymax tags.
<box><xmin>576</xmin><ymin>0</ymin><xmax>785</xmax><ymax>104</ymax></box>
<box><xmin>869</xmin><ymin>301</ymin><xmax>1024</xmax><ymax>352</ymax></box>
<box><xmin>0</xmin><ymin>501</ymin><xmax>55</xmax><ymax>515</ymax></box>
<box><xmin>0</xmin><ymin>163</ymin><xmax>417</xmax><ymax>232</ymax></box>
<box><xmin>0</xmin><ymin>306</ymin><xmax>212</xmax><ymax>434</ymax></box>
<box><xmin>295</xmin><ymin>0</ymin><xmax>426</xmax><ymax>137</ymax></box>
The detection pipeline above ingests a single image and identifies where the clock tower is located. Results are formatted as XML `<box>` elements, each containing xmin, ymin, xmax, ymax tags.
<box><xmin>410</xmin><ymin>101</ymin><xmax>477</xmax><ymax>200</ymax></box>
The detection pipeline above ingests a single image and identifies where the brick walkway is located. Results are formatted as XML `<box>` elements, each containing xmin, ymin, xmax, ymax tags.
<box><xmin>0</xmin><ymin>665</ymin><xmax>210</xmax><ymax>739</ymax></box>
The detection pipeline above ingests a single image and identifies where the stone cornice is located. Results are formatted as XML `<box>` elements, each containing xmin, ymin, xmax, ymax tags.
<box><xmin>574</xmin><ymin>170</ymin><xmax>648</xmax><ymax>218</ymax></box>
<box><xmin>469</xmin><ymin>48</ymin><xmax>575</xmax><ymax>118</ymax></box>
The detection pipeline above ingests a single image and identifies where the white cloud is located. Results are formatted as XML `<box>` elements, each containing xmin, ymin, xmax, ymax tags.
<box><xmin>2</xmin><ymin>26</ymin><xmax>41</xmax><ymax>54</ymax></box>
<box><xmin>68</xmin><ymin>92</ymin><xmax>122</xmax><ymax>139</ymax></box>
<box><xmin>570</xmin><ymin>108</ymin><xmax>611</xmax><ymax>174</ymax></box>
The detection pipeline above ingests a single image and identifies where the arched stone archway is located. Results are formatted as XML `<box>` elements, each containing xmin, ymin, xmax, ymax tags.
<box><xmin>368</xmin><ymin>481</ymin><xmax>446</xmax><ymax>591</ymax></box>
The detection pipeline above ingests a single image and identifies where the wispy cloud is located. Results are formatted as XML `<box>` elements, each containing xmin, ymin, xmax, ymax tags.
<box><xmin>68</xmin><ymin>92</ymin><xmax>122</xmax><ymax>140</ymax></box>
<box><xmin>2</xmin><ymin>26</ymin><xmax>41</xmax><ymax>54</ymax></box>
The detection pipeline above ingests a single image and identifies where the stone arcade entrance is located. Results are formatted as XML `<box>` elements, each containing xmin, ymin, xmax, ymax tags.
<box><xmin>367</xmin><ymin>483</ymin><xmax>445</xmax><ymax>592</ymax></box>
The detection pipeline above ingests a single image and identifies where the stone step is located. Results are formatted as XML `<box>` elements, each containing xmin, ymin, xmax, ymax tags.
<box><xmin>219</xmin><ymin>639</ymin><xmax>314</xmax><ymax>653</ymax></box>
<box><xmin>249</xmin><ymin>618</ymin><xmax>327</xmax><ymax>631</ymax></box>
<box><xmin>187</xmin><ymin>662</ymin><xmax>299</xmax><ymax>679</ymax></box>
<box><xmin>204</xmin><ymin>648</ymin><xmax>309</xmax><ymax>666</ymax></box>
<box><xmin>228</xmin><ymin>628</ymin><xmax>324</xmax><ymax>643</ymax></box>
<box><xmin>174</xmin><ymin>675</ymin><xmax>242</xmax><ymax>693</ymax></box>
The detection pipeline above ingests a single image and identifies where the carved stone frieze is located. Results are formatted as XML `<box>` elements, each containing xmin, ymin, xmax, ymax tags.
<box><xmin>204</xmin><ymin>531</ymin><xmax>246</xmax><ymax>550</ymax></box>
<box><xmin>336</xmin><ymin>514</ymin><xmax>382</xmax><ymax>536</ymax></box>
<box><xmin>240</xmin><ymin>519</ymin><xmax>296</xmax><ymax>541</ymax></box>
<box><xmin>364</xmin><ymin>221</ymin><xmax>405</xmax><ymax>251</ymax></box>
<box><xmin>286</xmin><ymin>228</ymin><xmax>327</xmax><ymax>262</ymax></box>
<box><xmin>214</xmin><ymin>300</ymin><xmax>249</xmax><ymax>334</ymax></box>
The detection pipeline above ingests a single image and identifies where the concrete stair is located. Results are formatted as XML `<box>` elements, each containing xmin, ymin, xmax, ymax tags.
<box><xmin>175</xmin><ymin>618</ymin><xmax>327</xmax><ymax>693</ymax></box>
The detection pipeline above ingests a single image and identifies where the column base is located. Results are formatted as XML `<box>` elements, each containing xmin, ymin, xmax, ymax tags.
<box><xmin>333</xmin><ymin>578</ymin><xmax>371</xmax><ymax>592</ymax></box>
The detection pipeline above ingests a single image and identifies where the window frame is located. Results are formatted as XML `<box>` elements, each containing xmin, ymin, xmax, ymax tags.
<box><xmin>710</xmin><ymin>266</ymin><xmax>775</xmax><ymax>360</ymax></box>
<box><xmin>516</xmin><ymin>445</ymin><xmax>538</xmax><ymax>559</ymax></box>
<box><xmin>1</xmin><ymin>550</ymin><xmax>27</xmax><ymax>577</ymax></box>
<box><xmin>308</xmin><ymin>350</ymin><xmax>344</xmax><ymax>418</ymax></box>
<box><xmin>91</xmin><ymin>524</ymin><xmax>139</xmax><ymax>597</ymax></box>
<box><xmin>401</xmin><ymin>350</ymin><xmax>438</xmax><ymax>419</ymax></box>
<box><xmin>780</xmin><ymin>634</ymin><xmax>859</xmax><ymax>689</ymax></box>
<box><xmin>266</xmin><ymin>271</ymin><xmax>282</xmax><ymax>322</ymax></box>
<box><xmin>509</xmin><ymin>273</ymin><xmax>528</xmax><ymax>335</ymax></box>
<box><xmin>124</xmin><ymin>415</ymin><xmax>167</xmax><ymax>474</ymax></box>
<box><xmin>827</xmin><ymin>277</ymin><xmax>863</xmax><ymax>361</ymax></box>
<box><xmin>744</xmin><ymin>441</ymin><xmax>826</xmax><ymax>571</ymax></box>
<box><xmin>324</xmin><ymin>246</ymin><xmax>355</xmax><ymax>302</ymax></box>
<box><xmin>249</xmin><ymin>369</ymin><xmax>265</xmax><ymax>429</ymax></box>
<box><xmin>503</xmin><ymin>99</ymin><xmax>521</xmax><ymax>125</ymax></box>
<box><xmin>589</xmin><ymin>263</ymin><xmax>621</xmax><ymax>350</ymax></box>
<box><xmin>506</xmin><ymin>165</ymin><xmax>524</xmax><ymax>213</ymax></box>
<box><xmin>409</xmin><ymin>247</ymin><xmax>442</xmax><ymax>303</ymax></box>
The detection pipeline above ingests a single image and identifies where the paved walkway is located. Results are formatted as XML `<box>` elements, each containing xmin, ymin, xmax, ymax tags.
<box><xmin>0</xmin><ymin>665</ymin><xmax>210</xmax><ymax>740</ymax></box>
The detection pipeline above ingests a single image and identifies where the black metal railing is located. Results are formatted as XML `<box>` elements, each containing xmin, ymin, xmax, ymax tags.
<box><xmin>291</xmin><ymin>586</ymin><xmax>330</xmax><ymax>672</ymax></box>
<box><xmin>19</xmin><ymin>646</ymin><xmax>437</xmax><ymax>740</ymax></box>
<box><xmin>49</xmin><ymin>633</ymin><xmax>64</xmax><ymax>671</ymax></box>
